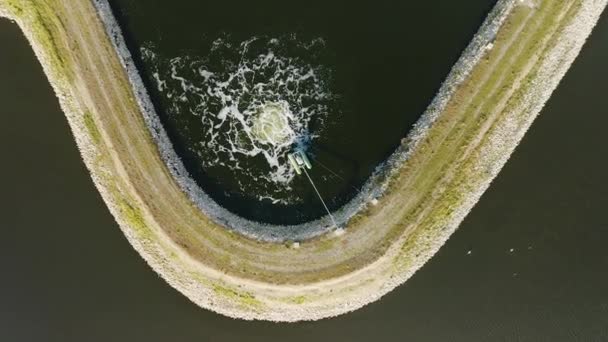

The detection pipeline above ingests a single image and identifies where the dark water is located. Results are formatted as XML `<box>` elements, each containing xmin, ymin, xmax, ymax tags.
<box><xmin>108</xmin><ymin>0</ymin><xmax>497</xmax><ymax>224</ymax></box>
<box><xmin>1</xmin><ymin>6</ymin><xmax>608</xmax><ymax>342</ymax></box>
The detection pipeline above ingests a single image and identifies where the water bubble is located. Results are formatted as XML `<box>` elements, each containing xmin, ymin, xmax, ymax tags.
<box><xmin>141</xmin><ymin>35</ymin><xmax>340</xmax><ymax>203</ymax></box>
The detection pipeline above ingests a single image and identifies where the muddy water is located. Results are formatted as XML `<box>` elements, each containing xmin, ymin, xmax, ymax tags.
<box><xmin>1</xmin><ymin>5</ymin><xmax>607</xmax><ymax>342</ymax></box>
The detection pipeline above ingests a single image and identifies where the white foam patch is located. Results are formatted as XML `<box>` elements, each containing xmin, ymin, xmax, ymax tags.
<box><xmin>141</xmin><ymin>36</ymin><xmax>336</xmax><ymax>203</ymax></box>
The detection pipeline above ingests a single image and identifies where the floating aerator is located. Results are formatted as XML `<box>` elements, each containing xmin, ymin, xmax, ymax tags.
<box><xmin>288</xmin><ymin>150</ymin><xmax>312</xmax><ymax>175</ymax></box>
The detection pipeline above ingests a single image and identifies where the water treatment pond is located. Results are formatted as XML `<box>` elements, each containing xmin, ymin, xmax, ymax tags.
<box><xmin>109</xmin><ymin>0</ymin><xmax>497</xmax><ymax>225</ymax></box>
<box><xmin>2</xmin><ymin>3</ymin><xmax>608</xmax><ymax>341</ymax></box>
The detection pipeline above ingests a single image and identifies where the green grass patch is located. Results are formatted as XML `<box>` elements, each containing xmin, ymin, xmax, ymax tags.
<box><xmin>4</xmin><ymin>0</ymin><xmax>74</xmax><ymax>83</ymax></box>
<box><xmin>213</xmin><ymin>285</ymin><xmax>263</xmax><ymax>310</ymax></box>
<box><xmin>83</xmin><ymin>111</ymin><xmax>102</xmax><ymax>145</ymax></box>
<box><xmin>116</xmin><ymin>196</ymin><xmax>146</xmax><ymax>233</ymax></box>
<box><xmin>101</xmin><ymin>173</ymin><xmax>154</xmax><ymax>242</ymax></box>
<box><xmin>289</xmin><ymin>295</ymin><xmax>307</xmax><ymax>305</ymax></box>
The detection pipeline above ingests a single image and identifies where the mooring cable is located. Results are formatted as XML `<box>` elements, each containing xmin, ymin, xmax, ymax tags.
<box><xmin>302</xmin><ymin>167</ymin><xmax>338</xmax><ymax>228</ymax></box>
<box><xmin>310</xmin><ymin>157</ymin><xmax>361</xmax><ymax>193</ymax></box>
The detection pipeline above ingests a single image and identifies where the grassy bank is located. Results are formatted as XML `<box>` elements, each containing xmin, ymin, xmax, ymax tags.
<box><xmin>0</xmin><ymin>0</ymin><xmax>604</xmax><ymax>321</ymax></box>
